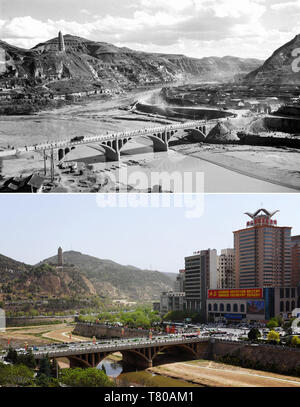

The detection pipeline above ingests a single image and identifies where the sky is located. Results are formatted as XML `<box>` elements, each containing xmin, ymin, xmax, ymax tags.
<box><xmin>1</xmin><ymin>193</ymin><xmax>300</xmax><ymax>274</ymax></box>
<box><xmin>0</xmin><ymin>0</ymin><xmax>299</xmax><ymax>59</ymax></box>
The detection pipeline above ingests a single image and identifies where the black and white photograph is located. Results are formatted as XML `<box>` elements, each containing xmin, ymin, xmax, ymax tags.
<box><xmin>1</xmin><ymin>0</ymin><xmax>300</xmax><ymax>401</ymax></box>
<box><xmin>1</xmin><ymin>0</ymin><xmax>300</xmax><ymax>192</ymax></box>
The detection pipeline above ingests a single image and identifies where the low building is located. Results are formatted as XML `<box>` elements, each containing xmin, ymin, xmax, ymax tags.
<box><xmin>160</xmin><ymin>291</ymin><xmax>185</xmax><ymax>314</ymax></box>
<box><xmin>206</xmin><ymin>287</ymin><xmax>300</xmax><ymax>323</ymax></box>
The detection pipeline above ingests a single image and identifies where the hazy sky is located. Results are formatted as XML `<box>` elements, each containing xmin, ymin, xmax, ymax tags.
<box><xmin>1</xmin><ymin>193</ymin><xmax>300</xmax><ymax>274</ymax></box>
<box><xmin>0</xmin><ymin>0</ymin><xmax>299</xmax><ymax>58</ymax></box>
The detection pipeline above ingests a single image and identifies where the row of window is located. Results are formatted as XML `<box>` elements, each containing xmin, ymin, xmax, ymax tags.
<box><xmin>280</xmin><ymin>301</ymin><xmax>295</xmax><ymax>312</ymax></box>
<box><xmin>208</xmin><ymin>303</ymin><xmax>245</xmax><ymax>313</ymax></box>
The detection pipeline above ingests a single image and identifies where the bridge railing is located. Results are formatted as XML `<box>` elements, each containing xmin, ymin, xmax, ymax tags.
<box><xmin>32</xmin><ymin>336</ymin><xmax>210</xmax><ymax>359</ymax></box>
<box><xmin>5</xmin><ymin>119</ymin><xmax>212</xmax><ymax>155</ymax></box>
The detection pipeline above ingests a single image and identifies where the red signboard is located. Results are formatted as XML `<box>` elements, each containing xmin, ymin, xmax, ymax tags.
<box><xmin>208</xmin><ymin>288</ymin><xmax>263</xmax><ymax>299</ymax></box>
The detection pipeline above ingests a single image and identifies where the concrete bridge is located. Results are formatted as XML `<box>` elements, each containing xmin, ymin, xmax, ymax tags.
<box><xmin>50</xmin><ymin>121</ymin><xmax>209</xmax><ymax>162</ymax></box>
<box><xmin>32</xmin><ymin>336</ymin><xmax>211</xmax><ymax>369</ymax></box>
<box><xmin>0</xmin><ymin>120</ymin><xmax>213</xmax><ymax>162</ymax></box>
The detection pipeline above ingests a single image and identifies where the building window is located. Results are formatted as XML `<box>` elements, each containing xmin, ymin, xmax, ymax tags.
<box><xmin>291</xmin><ymin>300</ymin><xmax>295</xmax><ymax>310</ymax></box>
<box><xmin>226</xmin><ymin>304</ymin><xmax>231</xmax><ymax>312</ymax></box>
<box><xmin>220</xmin><ymin>303</ymin><xmax>224</xmax><ymax>312</ymax></box>
<box><xmin>240</xmin><ymin>304</ymin><xmax>245</xmax><ymax>313</ymax></box>
<box><xmin>285</xmin><ymin>288</ymin><xmax>290</xmax><ymax>298</ymax></box>
<box><xmin>280</xmin><ymin>288</ymin><xmax>284</xmax><ymax>298</ymax></box>
<box><xmin>213</xmin><ymin>303</ymin><xmax>218</xmax><ymax>312</ymax></box>
<box><xmin>286</xmin><ymin>301</ymin><xmax>290</xmax><ymax>312</ymax></box>
<box><xmin>292</xmin><ymin>288</ymin><xmax>296</xmax><ymax>298</ymax></box>
<box><xmin>233</xmin><ymin>304</ymin><xmax>238</xmax><ymax>312</ymax></box>
<box><xmin>208</xmin><ymin>304</ymin><xmax>212</xmax><ymax>311</ymax></box>
<box><xmin>280</xmin><ymin>301</ymin><xmax>284</xmax><ymax>312</ymax></box>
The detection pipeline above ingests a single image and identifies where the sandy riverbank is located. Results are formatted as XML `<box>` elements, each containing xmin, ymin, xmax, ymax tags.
<box><xmin>148</xmin><ymin>360</ymin><xmax>300</xmax><ymax>387</ymax></box>
<box><xmin>170</xmin><ymin>143</ymin><xmax>300</xmax><ymax>191</ymax></box>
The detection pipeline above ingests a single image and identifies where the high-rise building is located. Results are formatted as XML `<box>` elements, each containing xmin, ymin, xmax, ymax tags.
<box><xmin>174</xmin><ymin>269</ymin><xmax>185</xmax><ymax>292</ymax></box>
<box><xmin>234</xmin><ymin>209</ymin><xmax>292</xmax><ymax>288</ymax></box>
<box><xmin>184</xmin><ymin>249</ymin><xmax>217</xmax><ymax>320</ymax></box>
<box><xmin>58</xmin><ymin>31</ymin><xmax>65</xmax><ymax>52</ymax></box>
<box><xmin>291</xmin><ymin>235</ymin><xmax>300</xmax><ymax>287</ymax></box>
<box><xmin>57</xmin><ymin>246</ymin><xmax>63</xmax><ymax>266</ymax></box>
<box><xmin>217</xmin><ymin>248</ymin><xmax>235</xmax><ymax>289</ymax></box>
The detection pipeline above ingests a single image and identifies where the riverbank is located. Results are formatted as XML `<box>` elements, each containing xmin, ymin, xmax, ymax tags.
<box><xmin>147</xmin><ymin>360</ymin><xmax>300</xmax><ymax>387</ymax></box>
<box><xmin>170</xmin><ymin>143</ymin><xmax>300</xmax><ymax>191</ymax></box>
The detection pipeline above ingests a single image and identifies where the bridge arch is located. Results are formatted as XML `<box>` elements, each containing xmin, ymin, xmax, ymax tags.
<box><xmin>152</xmin><ymin>343</ymin><xmax>198</xmax><ymax>366</ymax></box>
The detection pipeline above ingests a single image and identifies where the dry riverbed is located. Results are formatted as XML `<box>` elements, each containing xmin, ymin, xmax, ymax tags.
<box><xmin>148</xmin><ymin>360</ymin><xmax>300</xmax><ymax>387</ymax></box>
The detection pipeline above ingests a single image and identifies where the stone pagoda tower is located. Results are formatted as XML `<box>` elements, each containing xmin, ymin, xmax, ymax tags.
<box><xmin>58</xmin><ymin>31</ymin><xmax>65</xmax><ymax>52</ymax></box>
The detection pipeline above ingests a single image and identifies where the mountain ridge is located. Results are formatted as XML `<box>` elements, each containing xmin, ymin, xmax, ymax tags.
<box><xmin>0</xmin><ymin>34</ymin><xmax>263</xmax><ymax>90</ymax></box>
<box><xmin>0</xmin><ymin>250</ymin><xmax>173</xmax><ymax>302</ymax></box>
<box><xmin>244</xmin><ymin>34</ymin><xmax>300</xmax><ymax>84</ymax></box>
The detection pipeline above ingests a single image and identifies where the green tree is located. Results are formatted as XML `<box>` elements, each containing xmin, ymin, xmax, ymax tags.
<box><xmin>267</xmin><ymin>330</ymin><xmax>280</xmax><ymax>343</ymax></box>
<box><xmin>267</xmin><ymin>320</ymin><xmax>278</xmax><ymax>329</ymax></box>
<box><xmin>0</xmin><ymin>363</ymin><xmax>34</xmax><ymax>386</ymax></box>
<box><xmin>18</xmin><ymin>350</ymin><xmax>36</xmax><ymax>369</ymax></box>
<box><xmin>248</xmin><ymin>328</ymin><xmax>261</xmax><ymax>342</ymax></box>
<box><xmin>291</xmin><ymin>336</ymin><xmax>300</xmax><ymax>347</ymax></box>
<box><xmin>5</xmin><ymin>347</ymin><xmax>18</xmax><ymax>364</ymax></box>
<box><xmin>35</xmin><ymin>373</ymin><xmax>59</xmax><ymax>387</ymax></box>
<box><xmin>59</xmin><ymin>367</ymin><xmax>114</xmax><ymax>387</ymax></box>
<box><xmin>37</xmin><ymin>355</ymin><xmax>52</xmax><ymax>377</ymax></box>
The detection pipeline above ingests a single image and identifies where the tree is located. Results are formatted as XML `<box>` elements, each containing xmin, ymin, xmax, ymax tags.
<box><xmin>248</xmin><ymin>328</ymin><xmax>261</xmax><ymax>342</ymax></box>
<box><xmin>0</xmin><ymin>363</ymin><xmax>34</xmax><ymax>386</ymax></box>
<box><xmin>18</xmin><ymin>350</ymin><xmax>36</xmax><ymax>369</ymax></box>
<box><xmin>37</xmin><ymin>355</ymin><xmax>52</xmax><ymax>377</ymax></box>
<box><xmin>59</xmin><ymin>367</ymin><xmax>114</xmax><ymax>387</ymax></box>
<box><xmin>267</xmin><ymin>320</ymin><xmax>278</xmax><ymax>329</ymax></box>
<box><xmin>291</xmin><ymin>336</ymin><xmax>300</xmax><ymax>347</ymax></box>
<box><xmin>35</xmin><ymin>373</ymin><xmax>60</xmax><ymax>387</ymax></box>
<box><xmin>5</xmin><ymin>347</ymin><xmax>18</xmax><ymax>364</ymax></box>
<box><xmin>267</xmin><ymin>330</ymin><xmax>280</xmax><ymax>343</ymax></box>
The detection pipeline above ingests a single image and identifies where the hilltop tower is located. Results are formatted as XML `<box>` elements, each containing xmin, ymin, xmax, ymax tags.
<box><xmin>57</xmin><ymin>246</ymin><xmax>63</xmax><ymax>266</ymax></box>
<box><xmin>58</xmin><ymin>31</ymin><xmax>65</xmax><ymax>52</ymax></box>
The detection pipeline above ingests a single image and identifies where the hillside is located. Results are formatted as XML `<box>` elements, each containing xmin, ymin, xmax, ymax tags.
<box><xmin>39</xmin><ymin>250</ymin><xmax>173</xmax><ymax>301</ymax></box>
<box><xmin>245</xmin><ymin>34</ymin><xmax>300</xmax><ymax>85</ymax></box>
<box><xmin>0</xmin><ymin>253</ymin><xmax>31</xmax><ymax>273</ymax></box>
<box><xmin>0</xmin><ymin>254</ymin><xmax>97</xmax><ymax>301</ymax></box>
<box><xmin>0</xmin><ymin>34</ymin><xmax>262</xmax><ymax>92</ymax></box>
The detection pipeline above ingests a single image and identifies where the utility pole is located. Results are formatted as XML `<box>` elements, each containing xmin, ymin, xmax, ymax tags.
<box><xmin>43</xmin><ymin>149</ymin><xmax>47</xmax><ymax>176</ymax></box>
<box><xmin>50</xmin><ymin>147</ymin><xmax>54</xmax><ymax>183</ymax></box>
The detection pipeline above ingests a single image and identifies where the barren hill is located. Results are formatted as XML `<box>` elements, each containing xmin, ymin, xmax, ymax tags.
<box><xmin>0</xmin><ymin>34</ymin><xmax>262</xmax><ymax>92</ymax></box>
<box><xmin>39</xmin><ymin>250</ymin><xmax>173</xmax><ymax>301</ymax></box>
<box><xmin>244</xmin><ymin>34</ymin><xmax>300</xmax><ymax>85</ymax></box>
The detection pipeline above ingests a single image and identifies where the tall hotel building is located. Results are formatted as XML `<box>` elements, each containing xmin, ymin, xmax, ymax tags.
<box><xmin>234</xmin><ymin>209</ymin><xmax>292</xmax><ymax>288</ymax></box>
<box><xmin>184</xmin><ymin>249</ymin><xmax>217</xmax><ymax>320</ymax></box>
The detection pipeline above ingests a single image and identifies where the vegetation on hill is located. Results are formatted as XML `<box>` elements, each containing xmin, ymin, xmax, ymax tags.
<box><xmin>39</xmin><ymin>250</ymin><xmax>173</xmax><ymax>301</ymax></box>
<box><xmin>0</xmin><ymin>251</ymin><xmax>173</xmax><ymax>312</ymax></box>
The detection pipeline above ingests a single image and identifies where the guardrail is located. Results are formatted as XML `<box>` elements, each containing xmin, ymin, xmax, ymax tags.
<box><xmin>32</xmin><ymin>336</ymin><xmax>210</xmax><ymax>359</ymax></box>
<box><xmin>0</xmin><ymin>120</ymin><xmax>211</xmax><ymax>157</ymax></box>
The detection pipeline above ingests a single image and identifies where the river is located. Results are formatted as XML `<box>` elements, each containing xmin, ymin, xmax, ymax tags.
<box><xmin>0</xmin><ymin>88</ymin><xmax>298</xmax><ymax>192</ymax></box>
<box><xmin>97</xmin><ymin>358</ymin><xmax>200</xmax><ymax>387</ymax></box>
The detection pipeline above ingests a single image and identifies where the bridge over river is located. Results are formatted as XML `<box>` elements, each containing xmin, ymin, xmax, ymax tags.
<box><xmin>31</xmin><ymin>335</ymin><xmax>211</xmax><ymax>369</ymax></box>
<box><xmin>0</xmin><ymin>120</ymin><xmax>217</xmax><ymax>162</ymax></box>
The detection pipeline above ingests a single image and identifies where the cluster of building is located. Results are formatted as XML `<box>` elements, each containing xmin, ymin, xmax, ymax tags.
<box><xmin>155</xmin><ymin>208</ymin><xmax>300</xmax><ymax>323</ymax></box>
<box><xmin>161</xmin><ymin>83</ymin><xmax>300</xmax><ymax>114</ymax></box>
